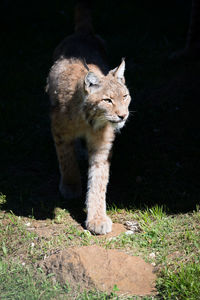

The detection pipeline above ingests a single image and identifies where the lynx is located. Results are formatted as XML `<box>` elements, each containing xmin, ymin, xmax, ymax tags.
<box><xmin>46</xmin><ymin>0</ymin><xmax>131</xmax><ymax>234</ymax></box>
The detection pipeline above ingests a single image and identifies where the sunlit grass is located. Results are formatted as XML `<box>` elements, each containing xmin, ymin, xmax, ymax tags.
<box><xmin>157</xmin><ymin>263</ymin><xmax>200</xmax><ymax>300</ymax></box>
<box><xmin>0</xmin><ymin>260</ymin><xmax>68</xmax><ymax>300</ymax></box>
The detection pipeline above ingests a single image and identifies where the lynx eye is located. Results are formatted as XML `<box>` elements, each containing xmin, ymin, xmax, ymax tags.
<box><xmin>103</xmin><ymin>98</ymin><xmax>113</xmax><ymax>104</ymax></box>
<box><xmin>123</xmin><ymin>94</ymin><xmax>128</xmax><ymax>100</ymax></box>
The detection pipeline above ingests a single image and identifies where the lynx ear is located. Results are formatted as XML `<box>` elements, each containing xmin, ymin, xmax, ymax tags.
<box><xmin>84</xmin><ymin>72</ymin><xmax>100</xmax><ymax>93</ymax></box>
<box><xmin>109</xmin><ymin>58</ymin><xmax>125</xmax><ymax>83</ymax></box>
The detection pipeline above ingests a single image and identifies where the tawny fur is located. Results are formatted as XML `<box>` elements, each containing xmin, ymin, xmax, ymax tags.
<box><xmin>46</xmin><ymin>1</ymin><xmax>131</xmax><ymax>235</ymax></box>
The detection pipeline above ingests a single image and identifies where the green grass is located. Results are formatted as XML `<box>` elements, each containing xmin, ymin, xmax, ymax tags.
<box><xmin>157</xmin><ymin>263</ymin><xmax>200</xmax><ymax>300</ymax></box>
<box><xmin>0</xmin><ymin>260</ymin><xmax>68</xmax><ymax>300</ymax></box>
<box><xmin>106</xmin><ymin>207</ymin><xmax>200</xmax><ymax>261</ymax></box>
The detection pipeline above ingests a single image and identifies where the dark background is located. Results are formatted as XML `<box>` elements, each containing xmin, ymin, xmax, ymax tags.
<box><xmin>0</xmin><ymin>0</ymin><xmax>199</xmax><ymax>220</ymax></box>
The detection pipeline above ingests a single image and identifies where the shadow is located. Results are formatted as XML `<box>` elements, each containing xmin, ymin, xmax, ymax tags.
<box><xmin>1</xmin><ymin>153</ymin><xmax>88</xmax><ymax>224</ymax></box>
<box><xmin>107</xmin><ymin>60</ymin><xmax>200</xmax><ymax>214</ymax></box>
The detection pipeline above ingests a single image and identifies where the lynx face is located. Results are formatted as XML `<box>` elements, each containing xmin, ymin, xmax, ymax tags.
<box><xmin>83</xmin><ymin>60</ymin><xmax>131</xmax><ymax>130</ymax></box>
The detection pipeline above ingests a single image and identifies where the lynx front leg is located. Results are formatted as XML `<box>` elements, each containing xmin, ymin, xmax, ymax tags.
<box><xmin>85</xmin><ymin>140</ymin><xmax>113</xmax><ymax>234</ymax></box>
<box><xmin>54</xmin><ymin>134</ymin><xmax>81</xmax><ymax>199</ymax></box>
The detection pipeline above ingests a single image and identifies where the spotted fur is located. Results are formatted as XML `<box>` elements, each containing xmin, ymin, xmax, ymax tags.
<box><xmin>46</xmin><ymin>0</ymin><xmax>131</xmax><ymax>234</ymax></box>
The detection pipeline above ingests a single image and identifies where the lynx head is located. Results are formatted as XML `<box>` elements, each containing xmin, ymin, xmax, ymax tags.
<box><xmin>83</xmin><ymin>59</ymin><xmax>131</xmax><ymax>131</ymax></box>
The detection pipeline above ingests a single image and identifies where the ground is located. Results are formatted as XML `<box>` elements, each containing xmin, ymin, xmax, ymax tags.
<box><xmin>0</xmin><ymin>0</ymin><xmax>200</xmax><ymax>299</ymax></box>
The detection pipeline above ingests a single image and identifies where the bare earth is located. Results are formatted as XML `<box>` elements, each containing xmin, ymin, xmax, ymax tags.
<box><xmin>41</xmin><ymin>245</ymin><xmax>156</xmax><ymax>296</ymax></box>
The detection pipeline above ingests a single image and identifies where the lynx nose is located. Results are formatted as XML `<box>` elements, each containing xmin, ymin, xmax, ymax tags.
<box><xmin>118</xmin><ymin>114</ymin><xmax>126</xmax><ymax>121</ymax></box>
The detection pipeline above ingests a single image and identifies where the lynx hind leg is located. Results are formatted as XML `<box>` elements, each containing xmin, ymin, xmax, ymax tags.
<box><xmin>53</xmin><ymin>134</ymin><xmax>82</xmax><ymax>199</ymax></box>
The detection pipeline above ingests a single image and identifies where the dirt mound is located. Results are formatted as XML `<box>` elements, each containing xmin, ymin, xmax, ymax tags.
<box><xmin>41</xmin><ymin>245</ymin><xmax>156</xmax><ymax>296</ymax></box>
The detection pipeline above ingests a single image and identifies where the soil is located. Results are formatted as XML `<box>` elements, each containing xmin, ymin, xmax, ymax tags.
<box><xmin>40</xmin><ymin>245</ymin><xmax>156</xmax><ymax>296</ymax></box>
<box><xmin>96</xmin><ymin>223</ymin><xmax>127</xmax><ymax>238</ymax></box>
<box><xmin>26</xmin><ymin>221</ymin><xmax>127</xmax><ymax>238</ymax></box>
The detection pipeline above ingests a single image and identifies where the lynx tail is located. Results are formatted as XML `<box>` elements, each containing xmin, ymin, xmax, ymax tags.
<box><xmin>75</xmin><ymin>0</ymin><xmax>93</xmax><ymax>34</ymax></box>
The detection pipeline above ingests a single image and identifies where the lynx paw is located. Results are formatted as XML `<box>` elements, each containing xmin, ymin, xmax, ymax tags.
<box><xmin>86</xmin><ymin>216</ymin><xmax>112</xmax><ymax>235</ymax></box>
<box><xmin>59</xmin><ymin>182</ymin><xmax>81</xmax><ymax>199</ymax></box>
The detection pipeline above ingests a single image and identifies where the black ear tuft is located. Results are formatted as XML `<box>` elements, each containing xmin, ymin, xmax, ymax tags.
<box><xmin>109</xmin><ymin>58</ymin><xmax>125</xmax><ymax>83</ymax></box>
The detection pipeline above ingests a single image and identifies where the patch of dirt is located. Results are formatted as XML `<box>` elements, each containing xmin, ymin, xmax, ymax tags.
<box><xmin>30</xmin><ymin>226</ymin><xmax>57</xmax><ymax>238</ymax></box>
<box><xmin>27</xmin><ymin>221</ymin><xmax>127</xmax><ymax>239</ymax></box>
<box><xmin>40</xmin><ymin>245</ymin><xmax>156</xmax><ymax>296</ymax></box>
<box><xmin>98</xmin><ymin>223</ymin><xmax>127</xmax><ymax>238</ymax></box>
<box><xmin>26</xmin><ymin>220</ymin><xmax>66</xmax><ymax>238</ymax></box>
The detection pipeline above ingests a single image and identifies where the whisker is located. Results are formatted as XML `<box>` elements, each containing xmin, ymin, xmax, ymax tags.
<box><xmin>128</xmin><ymin>111</ymin><xmax>136</xmax><ymax>117</ymax></box>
